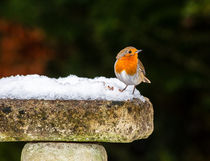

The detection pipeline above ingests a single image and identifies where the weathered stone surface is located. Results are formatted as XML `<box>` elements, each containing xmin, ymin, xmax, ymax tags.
<box><xmin>21</xmin><ymin>142</ymin><xmax>107</xmax><ymax>161</ymax></box>
<box><xmin>0</xmin><ymin>98</ymin><xmax>153</xmax><ymax>142</ymax></box>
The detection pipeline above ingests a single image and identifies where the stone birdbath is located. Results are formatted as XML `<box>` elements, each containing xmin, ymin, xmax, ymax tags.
<box><xmin>0</xmin><ymin>75</ymin><xmax>154</xmax><ymax>161</ymax></box>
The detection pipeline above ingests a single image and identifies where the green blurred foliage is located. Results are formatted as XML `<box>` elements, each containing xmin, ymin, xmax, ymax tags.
<box><xmin>0</xmin><ymin>0</ymin><xmax>210</xmax><ymax>161</ymax></box>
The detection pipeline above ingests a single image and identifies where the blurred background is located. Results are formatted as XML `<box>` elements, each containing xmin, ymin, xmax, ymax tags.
<box><xmin>0</xmin><ymin>0</ymin><xmax>210</xmax><ymax>161</ymax></box>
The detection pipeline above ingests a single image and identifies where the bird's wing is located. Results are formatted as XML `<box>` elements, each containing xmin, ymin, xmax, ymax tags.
<box><xmin>138</xmin><ymin>59</ymin><xmax>146</xmax><ymax>75</ymax></box>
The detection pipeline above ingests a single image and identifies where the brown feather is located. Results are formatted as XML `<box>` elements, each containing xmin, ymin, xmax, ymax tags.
<box><xmin>143</xmin><ymin>76</ymin><xmax>151</xmax><ymax>83</ymax></box>
<box><xmin>116</xmin><ymin>46</ymin><xmax>136</xmax><ymax>59</ymax></box>
<box><xmin>138</xmin><ymin>59</ymin><xmax>146</xmax><ymax>75</ymax></box>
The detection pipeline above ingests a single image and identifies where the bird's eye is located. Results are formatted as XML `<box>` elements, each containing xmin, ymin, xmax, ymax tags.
<box><xmin>128</xmin><ymin>50</ymin><xmax>132</xmax><ymax>53</ymax></box>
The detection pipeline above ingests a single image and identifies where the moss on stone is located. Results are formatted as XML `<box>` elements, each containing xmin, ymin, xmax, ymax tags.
<box><xmin>0</xmin><ymin>98</ymin><xmax>153</xmax><ymax>143</ymax></box>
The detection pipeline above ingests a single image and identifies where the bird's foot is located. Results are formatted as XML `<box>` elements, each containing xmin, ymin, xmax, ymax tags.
<box><xmin>119</xmin><ymin>89</ymin><xmax>124</xmax><ymax>92</ymax></box>
<box><xmin>119</xmin><ymin>85</ymin><xmax>128</xmax><ymax>92</ymax></box>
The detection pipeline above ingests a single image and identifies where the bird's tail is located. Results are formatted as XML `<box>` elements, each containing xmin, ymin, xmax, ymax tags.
<box><xmin>143</xmin><ymin>76</ymin><xmax>151</xmax><ymax>83</ymax></box>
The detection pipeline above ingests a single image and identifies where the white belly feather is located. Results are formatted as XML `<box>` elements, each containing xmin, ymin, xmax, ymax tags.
<box><xmin>115</xmin><ymin>70</ymin><xmax>142</xmax><ymax>85</ymax></box>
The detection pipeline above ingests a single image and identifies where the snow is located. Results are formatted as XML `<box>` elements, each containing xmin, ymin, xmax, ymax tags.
<box><xmin>0</xmin><ymin>74</ymin><xmax>145</xmax><ymax>101</ymax></box>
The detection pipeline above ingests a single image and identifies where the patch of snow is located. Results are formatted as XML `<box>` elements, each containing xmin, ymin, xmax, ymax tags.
<box><xmin>0</xmin><ymin>75</ymin><xmax>145</xmax><ymax>101</ymax></box>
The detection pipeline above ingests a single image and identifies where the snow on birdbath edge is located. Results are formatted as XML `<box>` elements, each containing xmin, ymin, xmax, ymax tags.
<box><xmin>0</xmin><ymin>74</ymin><xmax>145</xmax><ymax>101</ymax></box>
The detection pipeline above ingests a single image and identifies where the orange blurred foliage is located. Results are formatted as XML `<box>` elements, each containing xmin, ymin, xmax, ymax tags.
<box><xmin>0</xmin><ymin>19</ymin><xmax>54</xmax><ymax>78</ymax></box>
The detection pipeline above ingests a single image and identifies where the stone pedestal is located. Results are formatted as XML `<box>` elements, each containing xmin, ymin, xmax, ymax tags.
<box><xmin>21</xmin><ymin>142</ymin><xmax>107</xmax><ymax>161</ymax></box>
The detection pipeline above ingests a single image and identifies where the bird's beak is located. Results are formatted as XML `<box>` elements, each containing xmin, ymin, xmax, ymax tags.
<box><xmin>135</xmin><ymin>50</ymin><xmax>142</xmax><ymax>54</ymax></box>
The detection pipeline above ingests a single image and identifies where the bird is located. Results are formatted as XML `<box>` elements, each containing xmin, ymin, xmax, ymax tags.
<box><xmin>114</xmin><ymin>46</ymin><xmax>151</xmax><ymax>94</ymax></box>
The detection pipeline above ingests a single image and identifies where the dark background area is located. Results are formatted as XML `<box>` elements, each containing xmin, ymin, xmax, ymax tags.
<box><xmin>0</xmin><ymin>0</ymin><xmax>210</xmax><ymax>161</ymax></box>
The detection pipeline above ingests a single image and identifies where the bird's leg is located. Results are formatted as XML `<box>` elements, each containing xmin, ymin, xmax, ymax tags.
<box><xmin>119</xmin><ymin>85</ymin><xmax>128</xmax><ymax>92</ymax></box>
<box><xmin>132</xmin><ymin>86</ymin><xmax>136</xmax><ymax>94</ymax></box>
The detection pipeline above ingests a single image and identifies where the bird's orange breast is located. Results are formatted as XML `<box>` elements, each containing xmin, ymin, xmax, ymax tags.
<box><xmin>115</xmin><ymin>55</ymin><xmax>138</xmax><ymax>76</ymax></box>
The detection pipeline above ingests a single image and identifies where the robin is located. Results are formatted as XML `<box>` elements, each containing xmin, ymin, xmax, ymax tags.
<box><xmin>114</xmin><ymin>46</ymin><xmax>151</xmax><ymax>94</ymax></box>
